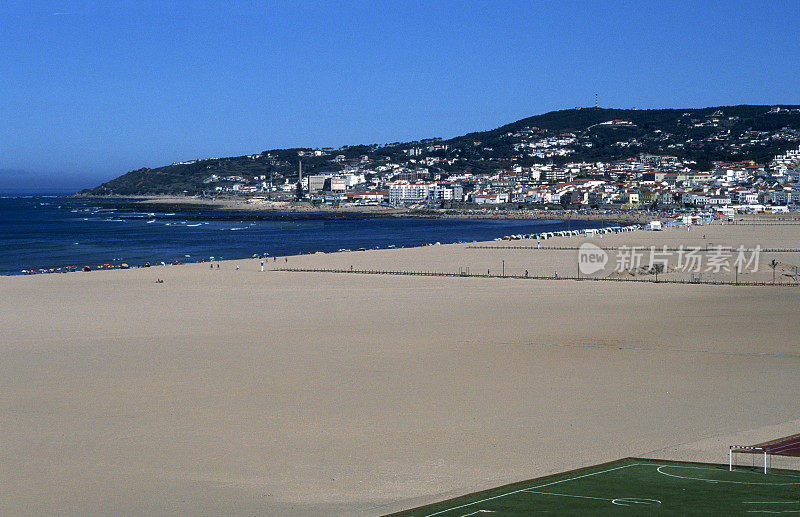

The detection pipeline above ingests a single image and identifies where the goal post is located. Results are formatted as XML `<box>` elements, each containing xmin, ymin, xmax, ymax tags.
<box><xmin>730</xmin><ymin>435</ymin><xmax>800</xmax><ymax>474</ymax></box>
<box><xmin>729</xmin><ymin>445</ymin><xmax>767</xmax><ymax>474</ymax></box>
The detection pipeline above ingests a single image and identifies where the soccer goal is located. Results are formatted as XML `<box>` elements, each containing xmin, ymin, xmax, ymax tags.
<box><xmin>729</xmin><ymin>445</ymin><xmax>769</xmax><ymax>473</ymax></box>
<box><xmin>730</xmin><ymin>434</ymin><xmax>800</xmax><ymax>474</ymax></box>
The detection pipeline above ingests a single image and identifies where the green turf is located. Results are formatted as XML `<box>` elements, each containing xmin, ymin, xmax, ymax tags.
<box><xmin>389</xmin><ymin>458</ymin><xmax>800</xmax><ymax>516</ymax></box>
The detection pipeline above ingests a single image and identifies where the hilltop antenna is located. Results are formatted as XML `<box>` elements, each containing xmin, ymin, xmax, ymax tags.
<box><xmin>595</xmin><ymin>93</ymin><xmax>598</xmax><ymax>108</ymax></box>
<box><xmin>298</xmin><ymin>160</ymin><xmax>302</xmax><ymax>182</ymax></box>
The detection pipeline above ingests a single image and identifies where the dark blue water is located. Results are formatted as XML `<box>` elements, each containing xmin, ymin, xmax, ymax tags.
<box><xmin>0</xmin><ymin>195</ymin><xmax>611</xmax><ymax>275</ymax></box>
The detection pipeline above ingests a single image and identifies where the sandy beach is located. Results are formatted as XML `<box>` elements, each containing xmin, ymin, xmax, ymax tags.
<box><xmin>2</xmin><ymin>221</ymin><xmax>800</xmax><ymax>515</ymax></box>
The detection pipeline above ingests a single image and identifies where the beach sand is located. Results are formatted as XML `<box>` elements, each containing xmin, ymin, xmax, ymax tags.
<box><xmin>2</xmin><ymin>221</ymin><xmax>800</xmax><ymax>515</ymax></box>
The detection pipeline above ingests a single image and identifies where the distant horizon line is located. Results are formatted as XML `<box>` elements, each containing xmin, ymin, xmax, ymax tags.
<box><xmin>0</xmin><ymin>187</ymin><xmax>78</xmax><ymax>195</ymax></box>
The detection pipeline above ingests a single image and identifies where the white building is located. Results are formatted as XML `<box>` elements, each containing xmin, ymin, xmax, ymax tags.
<box><xmin>388</xmin><ymin>182</ymin><xmax>463</xmax><ymax>205</ymax></box>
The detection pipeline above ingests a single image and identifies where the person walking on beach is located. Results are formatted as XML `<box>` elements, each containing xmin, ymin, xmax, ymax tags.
<box><xmin>260</xmin><ymin>260</ymin><xmax>264</xmax><ymax>272</ymax></box>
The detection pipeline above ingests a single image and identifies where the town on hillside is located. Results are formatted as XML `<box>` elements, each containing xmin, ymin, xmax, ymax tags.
<box><xmin>203</xmin><ymin>151</ymin><xmax>800</xmax><ymax>218</ymax></box>
<box><xmin>85</xmin><ymin>106</ymin><xmax>800</xmax><ymax>215</ymax></box>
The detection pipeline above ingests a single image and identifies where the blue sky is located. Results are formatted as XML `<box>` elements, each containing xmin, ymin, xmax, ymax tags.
<box><xmin>1</xmin><ymin>1</ymin><xmax>799</xmax><ymax>190</ymax></box>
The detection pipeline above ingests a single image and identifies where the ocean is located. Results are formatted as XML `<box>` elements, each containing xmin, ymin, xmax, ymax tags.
<box><xmin>0</xmin><ymin>195</ymin><xmax>611</xmax><ymax>275</ymax></box>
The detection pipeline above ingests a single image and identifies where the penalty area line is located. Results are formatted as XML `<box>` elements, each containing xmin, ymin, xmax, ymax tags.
<box><xmin>421</xmin><ymin>463</ymin><xmax>643</xmax><ymax>517</ymax></box>
<box><xmin>657</xmin><ymin>465</ymin><xmax>800</xmax><ymax>485</ymax></box>
<box><xmin>524</xmin><ymin>491</ymin><xmax>661</xmax><ymax>507</ymax></box>
<box><xmin>744</xmin><ymin>502</ymin><xmax>800</xmax><ymax>504</ymax></box>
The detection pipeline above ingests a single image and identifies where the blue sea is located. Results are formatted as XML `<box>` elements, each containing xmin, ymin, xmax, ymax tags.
<box><xmin>0</xmin><ymin>195</ymin><xmax>611</xmax><ymax>275</ymax></box>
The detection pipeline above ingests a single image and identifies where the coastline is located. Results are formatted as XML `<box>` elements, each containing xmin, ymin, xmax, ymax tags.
<box><xmin>7</xmin><ymin>214</ymin><xmax>620</xmax><ymax>276</ymax></box>
<box><xmin>2</xmin><ymin>221</ymin><xmax>800</xmax><ymax>515</ymax></box>
<box><xmin>11</xmin><ymin>193</ymin><xmax>799</xmax><ymax>277</ymax></box>
<box><xmin>74</xmin><ymin>194</ymin><xmax>670</xmax><ymax>225</ymax></box>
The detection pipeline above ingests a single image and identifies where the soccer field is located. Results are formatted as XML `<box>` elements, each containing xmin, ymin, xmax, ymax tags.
<box><xmin>389</xmin><ymin>458</ymin><xmax>800</xmax><ymax>516</ymax></box>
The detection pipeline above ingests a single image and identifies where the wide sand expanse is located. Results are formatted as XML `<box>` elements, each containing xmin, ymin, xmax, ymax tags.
<box><xmin>2</xmin><ymin>221</ymin><xmax>800</xmax><ymax>515</ymax></box>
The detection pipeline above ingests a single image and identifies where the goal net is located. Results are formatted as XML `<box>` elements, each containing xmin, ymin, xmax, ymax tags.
<box><xmin>730</xmin><ymin>434</ymin><xmax>800</xmax><ymax>473</ymax></box>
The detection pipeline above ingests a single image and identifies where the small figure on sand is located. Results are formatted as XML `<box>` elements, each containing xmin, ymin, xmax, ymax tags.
<box><xmin>236</xmin><ymin>265</ymin><xmax>239</xmax><ymax>270</ymax></box>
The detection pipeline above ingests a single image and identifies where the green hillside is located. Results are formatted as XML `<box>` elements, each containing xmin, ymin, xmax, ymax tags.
<box><xmin>81</xmin><ymin>105</ymin><xmax>800</xmax><ymax>195</ymax></box>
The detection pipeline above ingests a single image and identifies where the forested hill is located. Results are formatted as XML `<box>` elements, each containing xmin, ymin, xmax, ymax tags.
<box><xmin>81</xmin><ymin>105</ymin><xmax>800</xmax><ymax>195</ymax></box>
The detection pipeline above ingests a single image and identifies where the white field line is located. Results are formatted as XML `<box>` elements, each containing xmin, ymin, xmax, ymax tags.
<box><xmin>524</xmin><ymin>491</ymin><xmax>661</xmax><ymax>507</ymax></box>
<box><xmin>656</xmin><ymin>465</ymin><xmax>800</xmax><ymax>485</ymax></box>
<box><xmin>743</xmin><ymin>500</ymin><xmax>800</xmax><ymax>515</ymax></box>
<box><xmin>671</xmin><ymin>465</ymin><xmax>800</xmax><ymax>475</ymax></box>
<box><xmin>523</xmin><ymin>490</ymin><xmax>612</xmax><ymax>501</ymax></box>
<box><xmin>421</xmin><ymin>463</ymin><xmax>642</xmax><ymax>517</ymax></box>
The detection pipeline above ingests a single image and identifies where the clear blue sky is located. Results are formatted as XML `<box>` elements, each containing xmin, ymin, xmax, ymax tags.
<box><xmin>1</xmin><ymin>0</ymin><xmax>799</xmax><ymax>190</ymax></box>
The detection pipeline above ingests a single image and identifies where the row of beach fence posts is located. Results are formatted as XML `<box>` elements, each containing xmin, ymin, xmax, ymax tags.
<box><xmin>275</xmin><ymin>267</ymin><xmax>799</xmax><ymax>287</ymax></box>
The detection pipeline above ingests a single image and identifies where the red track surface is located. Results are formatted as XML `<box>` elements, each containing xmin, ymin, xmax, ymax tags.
<box><xmin>756</xmin><ymin>433</ymin><xmax>800</xmax><ymax>457</ymax></box>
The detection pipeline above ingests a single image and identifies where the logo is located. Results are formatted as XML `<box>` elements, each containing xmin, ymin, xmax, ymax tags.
<box><xmin>578</xmin><ymin>242</ymin><xmax>608</xmax><ymax>275</ymax></box>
